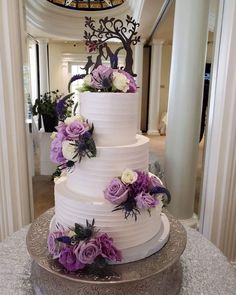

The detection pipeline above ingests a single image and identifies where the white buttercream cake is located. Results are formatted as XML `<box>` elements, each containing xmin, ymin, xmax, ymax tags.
<box><xmin>53</xmin><ymin>92</ymin><xmax>169</xmax><ymax>262</ymax></box>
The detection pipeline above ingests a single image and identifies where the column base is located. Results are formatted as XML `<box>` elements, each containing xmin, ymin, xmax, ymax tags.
<box><xmin>179</xmin><ymin>213</ymin><xmax>198</xmax><ymax>229</ymax></box>
<box><xmin>137</xmin><ymin>129</ymin><xmax>143</xmax><ymax>135</ymax></box>
<box><xmin>147</xmin><ymin>130</ymin><xmax>160</xmax><ymax>136</ymax></box>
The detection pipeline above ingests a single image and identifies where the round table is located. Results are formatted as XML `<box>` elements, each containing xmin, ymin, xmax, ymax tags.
<box><xmin>0</xmin><ymin>223</ymin><xmax>235</xmax><ymax>295</ymax></box>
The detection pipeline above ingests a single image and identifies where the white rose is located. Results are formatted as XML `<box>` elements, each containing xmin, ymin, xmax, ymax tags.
<box><xmin>64</xmin><ymin>115</ymin><xmax>85</xmax><ymax>125</ymax></box>
<box><xmin>62</xmin><ymin>140</ymin><xmax>78</xmax><ymax>161</ymax></box>
<box><xmin>83</xmin><ymin>74</ymin><xmax>93</xmax><ymax>86</ymax></box>
<box><xmin>121</xmin><ymin>168</ymin><xmax>138</xmax><ymax>185</ymax></box>
<box><xmin>112</xmin><ymin>72</ymin><xmax>130</xmax><ymax>92</ymax></box>
<box><xmin>50</xmin><ymin>132</ymin><xmax>57</xmax><ymax>139</ymax></box>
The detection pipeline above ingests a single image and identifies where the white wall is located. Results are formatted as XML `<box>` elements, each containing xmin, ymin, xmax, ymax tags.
<box><xmin>48</xmin><ymin>41</ymin><xmax>125</xmax><ymax>95</ymax></box>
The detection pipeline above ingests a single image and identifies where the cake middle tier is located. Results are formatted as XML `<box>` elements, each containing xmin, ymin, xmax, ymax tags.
<box><xmin>66</xmin><ymin>135</ymin><xmax>149</xmax><ymax>198</ymax></box>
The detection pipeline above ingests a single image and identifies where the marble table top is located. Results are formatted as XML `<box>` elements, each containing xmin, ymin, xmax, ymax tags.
<box><xmin>0</xmin><ymin>223</ymin><xmax>236</xmax><ymax>295</ymax></box>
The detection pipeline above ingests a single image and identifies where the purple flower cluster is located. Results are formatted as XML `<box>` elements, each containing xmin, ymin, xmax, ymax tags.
<box><xmin>50</xmin><ymin>117</ymin><xmax>96</xmax><ymax>173</ymax></box>
<box><xmin>83</xmin><ymin>65</ymin><xmax>137</xmax><ymax>93</ymax></box>
<box><xmin>104</xmin><ymin>169</ymin><xmax>168</xmax><ymax>220</ymax></box>
<box><xmin>47</xmin><ymin>223</ymin><xmax>122</xmax><ymax>272</ymax></box>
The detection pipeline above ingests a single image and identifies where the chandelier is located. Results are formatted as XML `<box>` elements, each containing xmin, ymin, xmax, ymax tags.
<box><xmin>47</xmin><ymin>0</ymin><xmax>125</xmax><ymax>11</ymax></box>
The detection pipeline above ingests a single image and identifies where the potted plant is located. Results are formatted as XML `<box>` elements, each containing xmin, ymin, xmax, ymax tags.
<box><xmin>32</xmin><ymin>90</ymin><xmax>74</xmax><ymax>132</ymax></box>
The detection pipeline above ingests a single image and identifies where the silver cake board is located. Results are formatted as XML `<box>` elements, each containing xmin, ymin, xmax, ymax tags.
<box><xmin>27</xmin><ymin>208</ymin><xmax>187</xmax><ymax>295</ymax></box>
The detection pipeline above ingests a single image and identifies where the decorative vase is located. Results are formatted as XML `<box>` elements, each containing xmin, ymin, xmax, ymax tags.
<box><xmin>42</xmin><ymin>114</ymin><xmax>58</xmax><ymax>132</ymax></box>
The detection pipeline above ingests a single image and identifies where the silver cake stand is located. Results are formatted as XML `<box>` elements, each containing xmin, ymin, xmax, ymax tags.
<box><xmin>27</xmin><ymin>208</ymin><xmax>186</xmax><ymax>295</ymax></box>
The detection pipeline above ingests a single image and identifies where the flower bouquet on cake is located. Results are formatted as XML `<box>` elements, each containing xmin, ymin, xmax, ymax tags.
<box><xmin>79</xmin><ymin>65</ymin><xmax>137</xmax><ymax>93</ymax></box>
<box><xmin>50</xmin><ymin>115</ymin><xmax>96</xmax><ymax>177</ymax></box>
<box><xmin>104</xmin><ymin>169</ymin><xmax>171</xmax><ymax>221</ymax></box>
<box><xmin>48</xmin><ymin>219</ymin><xmax>121</xmax><ymax>274</ymax></box>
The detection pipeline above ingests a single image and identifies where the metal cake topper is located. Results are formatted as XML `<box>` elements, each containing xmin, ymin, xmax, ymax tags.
<box><xmin>84</xmin><ymin>15</ymin><xmax>140</xmax><ymax>75</ymax></box>
<box><xmin>68</xmin><ymin>15</ymin><xmax>140</xmax><ymax>91</ymax></box>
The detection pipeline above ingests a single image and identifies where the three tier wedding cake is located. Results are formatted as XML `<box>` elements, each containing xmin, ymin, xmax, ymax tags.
<box><xmin>47</xmin><ymin>15</ymin><xmax>170</xmax><ymax>272</ymax></box>
<box><xmin>48</xmin><ymin>66</ymin><xmax>170</xmax><ymax>271</ymax></box>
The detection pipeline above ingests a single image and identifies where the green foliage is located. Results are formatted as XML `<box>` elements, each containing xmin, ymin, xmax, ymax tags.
<box><xmin>32</xmin><ymin>90</ymin><xmax>60</xmax><ymax>117</ymax></box>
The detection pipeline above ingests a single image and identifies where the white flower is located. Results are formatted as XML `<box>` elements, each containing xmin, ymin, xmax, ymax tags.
<box><xmin>64</xmin><ymin>115</ymin><xmax>85</xmax><ymax>125</ymax></box>
<box><xmin>121</xmin><ymin>168</ymin><xmax>138</xmax><ymax>185</ymax></box>
<box><xmin>50</xmin><ymin>132</ymin><xmax>57</xmax><ymax>139</ymax></box>
<box><xmin>62</xmin><ymin>140</ymin><xmax>78</xmax><ymax>161</ymax></box>
<box><xmin>112</xmin><ymin>72</ymin><xmax>130</xmax><ymax>92</ymax></box>
<box><xmin>83</xmin><ymin>74</ymin><xmax>93</xmax><ymax>86</ymax></box>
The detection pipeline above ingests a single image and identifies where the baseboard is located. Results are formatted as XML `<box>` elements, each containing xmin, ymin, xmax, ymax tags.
<box><xmin>147</xmin><ymin>130</ymin><xmax>160</xmax><ymax>136</ymax></box>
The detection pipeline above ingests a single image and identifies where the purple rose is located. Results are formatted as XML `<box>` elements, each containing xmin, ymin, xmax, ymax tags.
<box><xmin>135</xmin><ymin>192</ymin><xmax>158</xmax><ymax>209</ymax></box>
<box><xmin>59</xmin><ymin>246</ymin><xmax>84</xmax><ymax>271</ymax></box>
<box><xmin>104</xmin><ymin>178</ymin><xmax>129</xmax><ymax>205</ymax></box>
<box><xmin>96</xmin><ymin>233</ymin><xmax>122</xmax><ymax>262</ymax></box>
<box><xmin>148</xmin><ymin>176</ymin><xmax>163</xmax><ymax>190</ymax></box>
<box><xmin>74</xmin><ymin>240</ymin><xmax>101</xmax><ymax>265</ymax></box>
<box><xmin>91</xmin><ymin>65</ymin><xmax>113</xmax><ymax>90</ymax></box>
<box><xmin>130</xmin><ymin>171</ymin><xmax>149</xmax><ymax>195</ymax></box>
<box><xmin>56</xmin><ymin>122</ymin><xmax>67</xmax><ymax>138</ymax></box>
<box><xmin>50</xmin><ymin>137</ymin><xmax>66</xmax><ymax>164</ymax></box>
<box><xmin>118</xmin><ymin>69</ymin><xmax>137</xmax><ymax>93</ymax></box>
<box><xmin>66</xmin><ymin>121</ymin><xmax>89</xmax><ymax>139</ymax></box>
<box><xmin>47</xmin><ymin>231</ymin><xmax>65</xmax><ymax>258</ymax></box>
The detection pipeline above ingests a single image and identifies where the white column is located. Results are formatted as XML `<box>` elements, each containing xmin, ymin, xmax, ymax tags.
<box><xmin>134</xmin><ymin>39</ymin><xmax>145</xmax><ymax>133</ymax></box>
<box><xmin>0</xmin><ymin>0</ymin><xmax>32</xmax><ymax>240</ymax></box>
<box><xmin>165</xmin><ymin>0</ymin><xmax>210</xmax><ymax>220</ymax></box>
<box><xmin>199</xmin><ymin>0</ymin><xmax>236</xmax><ymax>266</ymax></box>
<box><xmin>147</xmin><ymin>40</ymin><xmax>164</xmax><ymax>135</ymax></box>
<box><xmin>38</xmin><ymin>38</ymin><xmax>49</xmax><ymax>94</ymax></box>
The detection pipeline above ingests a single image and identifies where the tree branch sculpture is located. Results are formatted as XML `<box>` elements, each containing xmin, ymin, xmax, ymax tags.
<box><xmin>84</xmin><ymin>15</ymin><xmax>140</xmax><ymax>76</ymax></box>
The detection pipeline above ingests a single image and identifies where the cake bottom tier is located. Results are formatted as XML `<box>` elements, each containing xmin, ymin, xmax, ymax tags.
<box><xmin>54</xmin><ymin>178</ymin><xmax>164</xmax><ymax>252</ymax></box>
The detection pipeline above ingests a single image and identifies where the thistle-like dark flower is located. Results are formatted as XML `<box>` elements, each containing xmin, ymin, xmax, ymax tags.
<box><xmin>150</xmin><ymin>186</ymin><xmax>171</xmax><ymax>205</ymax></box>
<box><xmin>112</xmin><ymin>195</ymin><xmax>140</xmax><ymax>221</ymax></box>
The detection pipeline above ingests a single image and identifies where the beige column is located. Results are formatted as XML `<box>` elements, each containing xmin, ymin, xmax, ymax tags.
<box><xmin>199</xmin><ymin>0</ymin><xmax>236</xmax><ymax>266</ymax></box>
<box><xmin>147</xmin><ymin>40</ymin><xmax>164</xmax><ymax>135</ymax></box>
<box><xmin>165</xmin><ymin>0</ymin><xmax>210</xmax><ymax>220</ymax></box>
<box><xmin>0</xmin><ymin>0</ymin><xmax>32</xmax><ymax>240</ymax></box>
<box><xmin>134</xmin><ymin>39</ymin><xmax>145</xmax><ymax>133</ymax></box>
<box><xmin>38</xmin><ymin>38</ymin><xmax>49</xmax><ymax>94</ymax></box>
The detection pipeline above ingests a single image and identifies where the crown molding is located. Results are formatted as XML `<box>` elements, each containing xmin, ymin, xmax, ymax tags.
<box><xmin>25</xmin><ymin>0</ymin><xmax>132</xmax><ymax>40</ymax></box>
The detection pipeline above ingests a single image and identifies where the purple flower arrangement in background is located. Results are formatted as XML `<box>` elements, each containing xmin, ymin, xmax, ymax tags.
<box><xmin>104</xmin><ymin>169</ymin><xmax>171</xmax><ymax>220</ymax></box>
<box><xmin>55</xmin><ymin>93</ymin><xmax>74</xmax><ymax>121</ymax></box>
<box><xmin>48</xmin><ymin>219</ymin><xmax>122</xmax><ymax>272</ymax></box>
<box><xmin>80</xmin><ymin>65</ymin><xmax>137</xmax><ymax>93</ymax></box>
<box><xmin>50</xmin><ymin>115</ymin><xmax>96</xmax><ymax>176</ymax></box>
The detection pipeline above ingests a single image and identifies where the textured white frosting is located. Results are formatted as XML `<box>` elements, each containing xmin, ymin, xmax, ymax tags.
<box><xmin>55</xmin><ymin>177</ymin><xmax>162</xmax><ymax>250</ymax></box>
<box><xmin>66</xmin><ymin>135</ymin><xmax>149</xmax><ymax>199</ymax></box>
<box><xmin>80</xmin><ymin>92</ymin><xmax>138</xmax><ymax>146</ymax></box>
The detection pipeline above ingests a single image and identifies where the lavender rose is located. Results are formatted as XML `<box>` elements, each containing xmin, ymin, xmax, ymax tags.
<box><xmin>66</xmin><ymin>120</ymin><xmax>89</xmax><ymax>139</ymax></box>
<box><xmin>47</xmin><ymin>231</ymin><xmax>65</xmax><ymax>258</ymax></box>
<box><xmin>91</xmin><ymin>65</ymin><xmax>113</xmax><ymax>90</ymax></box>
<box><xmin>135</xmin><ymin>192</ymin><xmax>158</xmax><ymax>209</ymax></box>
<box><xmin>96</xmin><ymin>233</ymin><xmax>122</xmax><ymax>262</ymax></box>
<box><xmin>130</xmin><ymin>171</ymin><xmax>150</xmax><ymax>195</ymax></box>
<box><xmin>50</xmin><ymin>137</ymin><xmax>66</xmax><ymax>164</ymax></box>
<box><xmin>56</xmin><ymin>122</ymin><xmax>67</xmax><ymax>138</ymax></box>
<box><xmin>74</xmin><ymin>240</ymin><xmax>101</xmax><ymax>265</ymax></box>
<box><xmin>59</xmin><ymin>246</ymin><xmax>85</xmax><ymax>271</ymax></box>
<box><xmin>104</xmin><ymin>178</ymin><xmax>129</xmax><ymax>205</ymax></box>
<box><xmin>148</xmin><ymin>175</ymin><xmax>163</xmax><ymax>190</ymax></box>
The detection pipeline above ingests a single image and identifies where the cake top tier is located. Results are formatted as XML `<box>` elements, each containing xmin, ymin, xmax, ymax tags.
<box><xmin>80</xmin><ymin>92</ymin><xmax>138</xmax><ymax>146</ymax></box>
